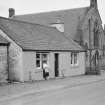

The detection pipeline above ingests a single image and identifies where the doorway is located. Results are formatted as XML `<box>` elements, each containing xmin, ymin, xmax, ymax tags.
<box><xmin>54</xmin><ymin>53</ymin><xmax>59</xmax><ymax>77</ymax></box>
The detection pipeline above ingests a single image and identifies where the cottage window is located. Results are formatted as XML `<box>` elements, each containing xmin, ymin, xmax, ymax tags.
<box><xmin>36</xmin><ymin>53</ymin><xmax>48</xmax><ymax>68</ymax></box>
<box><xmin>42</xmin><ymin>54</ymin><xmax>48</xmax><ymax>64</ymax></box>
<box><xmin>36</xmin><ymin>53</ymin><xmax>41</xmax><ymax>68</ymax></box>
<box><xmin>71</xmin><ymin>53</ymin><xmax>73</xmax><ymax>64</ymax></box>
<box><xmin>71</xmin><ymin>52</ymin><xmax>78</xmax><ymax>66</ymax></box>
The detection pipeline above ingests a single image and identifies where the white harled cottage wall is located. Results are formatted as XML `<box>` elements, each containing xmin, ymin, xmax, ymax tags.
<box><xmin>59</xmin><ymin>52</ymin><xmax>85</xmax><ymax>77</ymax></box>
<box><xmin>23</xmin><ymin>51</ymin><xmax>85</xmax><ymax>81</ymax></box>
<box><xmin>0</xmin><ymin>30</ymin><xmax>23</xmax><ymax>82</ymax></box>
<box><xmin>23</xmin><ymin>51</ymin><xmax>43</xmax><ymax>81</ymax></box>
<box><xmin>23</xmin><ymin>51</ymin><xmax>55</xmax><ymax>81</ymax></box>
<box><xmin>48</xmin><ymin>52</ymin><xmax>55</xmax><ymax>78</ymax></box>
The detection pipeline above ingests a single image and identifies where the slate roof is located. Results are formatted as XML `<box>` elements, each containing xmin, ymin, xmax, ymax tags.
<box><xmin>0</xmin><ymin>17</ymin><xmax>84</xmax><ymax>51</ymax></box>
<box><xmin>0</xmin><ymin>35</ymin><xmax>9</xmax><ymax>44</ymax></box>
<box><xmin>14</xmin><ymin>7</ymin><xmax>90</xmax><ymax>40</ymax></box>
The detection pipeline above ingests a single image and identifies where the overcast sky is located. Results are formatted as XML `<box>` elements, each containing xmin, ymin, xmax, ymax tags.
<box><xmin>0</xmin><ymin>0</ymin><xmax>105</xmax><ymax>25</ymax></box>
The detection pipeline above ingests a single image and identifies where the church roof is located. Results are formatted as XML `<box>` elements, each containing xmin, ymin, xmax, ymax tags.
<box><xmin>0</xmin><ymin>17</ymin><xmax>84</xmax><ymax>51</ymax></box>
<box><xmin>13</xmin><ymin>7</ymin><xmax>90</xmax><ymax>40</ymax></box>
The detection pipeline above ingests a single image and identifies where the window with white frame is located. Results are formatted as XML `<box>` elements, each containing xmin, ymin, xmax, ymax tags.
<box><xmin>36</xmin><ymin>53</ymin><xmax>48</xmax><ymax>68</ymax></box>
<box><xmin>71</xmin><ymin>52</ymin><xmax>79</xmax><ymax>66</ymax></box>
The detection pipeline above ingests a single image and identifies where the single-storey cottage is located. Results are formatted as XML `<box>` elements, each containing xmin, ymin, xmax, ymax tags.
<box><xmin>0</xmin><ymin>17</ymin><xmax>85</xmax><ymax>82</ymax></box>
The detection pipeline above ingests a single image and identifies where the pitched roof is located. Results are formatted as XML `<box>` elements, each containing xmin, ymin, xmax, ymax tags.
<box><xmin>0</xmin><ymin>17</ymin><xmax>84</xmax><ymax>51</ymax></box>
<box><xmin>0</xmin><ymin>35</ymin><xmax>9</xmax><ymax>44</ymax></box>
<box><xmin>14</xmin><ymin>7</ymin><xmax>90</xmax><ymax>40</ymax></box>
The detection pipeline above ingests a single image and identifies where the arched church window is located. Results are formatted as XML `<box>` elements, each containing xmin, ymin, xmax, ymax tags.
<box><xmin>93</xmin><ymin>19</ymin><xmax>99</xmax><ymax>48</ymax></box>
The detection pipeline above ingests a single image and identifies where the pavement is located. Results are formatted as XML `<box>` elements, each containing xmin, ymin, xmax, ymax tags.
<box><xmin>0</xmin><ymin>71</ymin><xmax>105</xmax><ymax>102</ymax></box>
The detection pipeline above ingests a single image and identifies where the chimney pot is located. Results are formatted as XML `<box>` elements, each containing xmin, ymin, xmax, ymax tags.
<box><xmin>9</xmin><ymin>8</ymin><xmax>15</xmax><ymax>18</ymax></box>
<box><xmin>90</xmin><ymin>0</ymin><xmax>98</xmax><ymax>8</ymax></box>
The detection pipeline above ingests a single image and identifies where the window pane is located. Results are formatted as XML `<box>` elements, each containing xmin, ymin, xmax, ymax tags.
<box><xmin>36</xmin><ymin>53</ymin><xmax>40</xmax><ymax>59</ymax></box>
<box><xmin>36</xmin><ymin>60</ymin><xmax>40</xmax><ymax>67</ymax></box>
<box><xmin>42</xmin><ymin>54</ymin><xmax>47</xmax><ymax>59</ymax></box>
<box><xmin>42</xmin><ymin>54</ymin><xmax>48</xmax><ymax>67</ymax></box>
<box><xmin>42</xmin><ymin>60</ymin><xmax>47</xmax><ymax>64</ymax></box>
<box><xmin>74</xmin><ymin>53</ymin><xmax>78</xmax><ymax>64</ymax></box>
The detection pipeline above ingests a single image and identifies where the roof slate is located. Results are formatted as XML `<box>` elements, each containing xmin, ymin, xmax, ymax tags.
<box><xmin>14</xmin><ymin>7</ymin><xmax>90</xmax><ymax>40</ymax></box>
<box><xmin>0</xmin><ymin>17</ymin><xmax>84</xmax><ymax>51</ymax></box>
<box><xmin>0</xmin><ymin>34</ymin><xmax>9</xmax><ymax>44</ymax></box>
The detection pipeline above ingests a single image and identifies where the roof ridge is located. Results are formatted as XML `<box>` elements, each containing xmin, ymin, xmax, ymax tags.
<box><xmin>0</xmin><ymin>16</ymin><xmax>57</xmax><ymax>30</ymax></box>
<box><xmin>14</xmin><ymin>6</ymin><xmax>89</xmax><ymax>17</ymax></box>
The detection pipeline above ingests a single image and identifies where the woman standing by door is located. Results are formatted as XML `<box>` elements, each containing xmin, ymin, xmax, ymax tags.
<box><xmin>43</xmin><ymin>61</ymin><xmax>49</xmax><ymax>80</ymax></box>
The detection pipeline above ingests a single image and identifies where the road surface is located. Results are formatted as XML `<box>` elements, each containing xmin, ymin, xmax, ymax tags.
<box><xmin>0</xmin><ymin>80</ymin><xmax>105</xmax><ymax>105</ymax></box>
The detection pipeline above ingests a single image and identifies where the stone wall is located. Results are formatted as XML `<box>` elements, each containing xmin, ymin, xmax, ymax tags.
<box><xmin>59</xmin><ymin>52</ymin><xmax>85</xmax><ymax>77</ymax></box>
<box><xmin>0</xmin><ymin>30</ymin><xmax>23</xmax><ymax>82</ymax></box>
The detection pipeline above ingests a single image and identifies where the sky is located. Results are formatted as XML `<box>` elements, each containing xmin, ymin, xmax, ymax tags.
<box><xmin>0</xmin><ymin>0</ymin><xmax>105</xmax><ymax>25</ymax></box>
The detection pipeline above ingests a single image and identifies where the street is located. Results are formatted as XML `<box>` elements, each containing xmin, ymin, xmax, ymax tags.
<box><xmin>0</xmin><ymin>79</ymin><xmax>105</xmax><ymax>105</ymax></box>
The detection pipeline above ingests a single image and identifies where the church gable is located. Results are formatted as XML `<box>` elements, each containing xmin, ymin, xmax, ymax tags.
<box><xmin>81</xmin><ymin>7</ymin><xmax>104</xmax><ymax>49</ymax></box>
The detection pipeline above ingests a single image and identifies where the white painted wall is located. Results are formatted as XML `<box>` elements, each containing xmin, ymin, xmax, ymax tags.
<box><xmin>23</xmin><ymin>51</ymin><xmax>43</xmax><ymax>81</ymax></box>
<box><xmin>22</xmin><ymin>51</ymin><xmax>55</xmax><ymax>81</ymax></box>
<box><xmin>59</xmin><ymin>52</ymin><xmax>85</xmax><ymax>77</ymax></box>
<box><xmin>48</xmin><ymin>52</ymin><xmax>55</xmax><ymax>78</ymax></box>
<box><xmin>23</xmin><ymin>51</ymin><xmax>85</xmax><ymax>81</ymax></box>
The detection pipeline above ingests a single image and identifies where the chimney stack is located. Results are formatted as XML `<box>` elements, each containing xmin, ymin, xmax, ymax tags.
<box><xmin>9</xmin><ymin>8</ymin><xmax>15</xmax><ymax>18</ymax></box>
<box><xmin>90</xmin><ymin>0</ymin><xmax>98</xmax><ymax>8</ymax></box>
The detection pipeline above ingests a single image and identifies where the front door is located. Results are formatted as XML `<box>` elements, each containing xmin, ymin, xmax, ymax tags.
<box><xmin>54</xmin><ymin>53</ymin><xmax>59</xmax><ymax>77</ymax></box>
